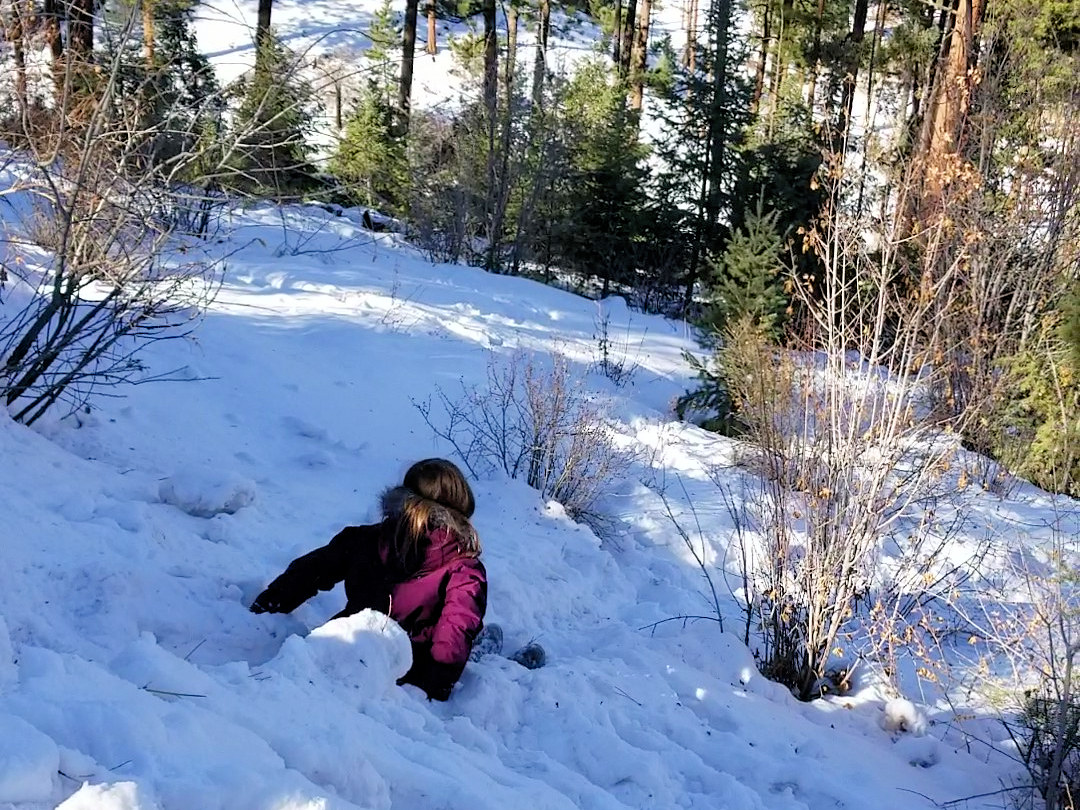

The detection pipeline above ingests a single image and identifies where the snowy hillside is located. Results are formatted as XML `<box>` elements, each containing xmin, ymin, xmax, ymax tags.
<box><xmin>1</xmin><ymin>201</ymin><xmax>1070</xmax><ymax>810</ymax></box>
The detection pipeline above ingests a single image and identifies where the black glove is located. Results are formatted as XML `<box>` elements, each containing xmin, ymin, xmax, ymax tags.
<box><xmin>250</xmin><ymin>589</ymin><xmax>283</xmax><ymax>614</ymax></box>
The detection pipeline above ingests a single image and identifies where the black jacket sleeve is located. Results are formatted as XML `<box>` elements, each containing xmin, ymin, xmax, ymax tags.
<box><xmin>251</xmin><ymin>526</ymin><xmax>372</xmax><ymax>614</ymax></box>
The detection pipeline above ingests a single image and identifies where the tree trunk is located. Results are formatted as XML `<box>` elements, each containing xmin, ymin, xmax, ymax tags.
<box><xmin>69</xmin><ymin>0</ymin><xmax>94</xmax><ymax>58</ymax></box>
<box><xmin>838</xmin><ymin>0</ymin><xmax>869</xmax><ymax>145</ymax></box>
<box><xmin>805</xmin><ymin>0</ymin><xmax>824</xmax><ymax>114</ymax></box>
<box><xmin>398</xmin><ymin>0</ymin><xmax>419</xmax><ymax>133</ymax></box>
<box><xmin>911</xmin><ymin>0</ymin><xmax>986</xmax><ymax>224</ymax></box>
<box><xmin>142</xmin><ymin>0</ymin><xmax>155</xmax><ymax>65</ymax></box>
<box><xmin>751</xmin><ymin>1</ymin><xmax>769</xmax><ymax>114</ymax></box>
<box><xmin>532</xmin><ymin>0</ymin><xmax>550</xmax><ymax>108</ymax></box>
<box><xmin>629</xmin><ymin>0</ymin><xmax>652</xmax><ymax>111</ymax></box>
<box><xmin>254</xmin><ymin>0</ymin><xmax>272</xmax><ymax>74</ymax></box>
<box><xmin>855</xmin><ymin>0</ymin><xmax>887</xmax><ymax>219</ymax></box>
<box><xmin>686</xmin><ymin>0</ymin><xmax>733</xmax><ymax>308</ymax></box>
<box><xmin>687</xmin><ymin>0</ymin><xmax>698</xmax><ymax>71</ymax></box>
<box><xmin>43</xmin><ymin>0</ymin><xmax>63</xmax><ymax>61</ymax></box>
<box><xmin>482</xmin><ymin>0</ymin><xmax>499</xmax><ymax>271</ymax></box>
<box><xmin>620</xmin><ymin>0</ymin><xmax>637</xmax><ymax>77</ymax></box>
<box><xmin>4</xmin><ymin>0</ymin><xmax>28</xmax><ymax>108</ymax></box>
<box><xmin>426</xmin><ymin>0</ymin><xmax>437</xmax><ymax>54</ymax></box>
<box><xmin>490</xmin><ymin>6</ymin><xmax>517</xmax><ymax>273</ymax></box>
<box><xmin>613</xmin><ymin>0</ymin><xmax>623</xmax><ymax>64</ymax></box>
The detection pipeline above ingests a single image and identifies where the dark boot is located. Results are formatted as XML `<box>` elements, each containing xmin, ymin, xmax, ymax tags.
<box><xmin>469</xmin><ymin>623</ymin><xmax>504</xmax><ymax>661</ymax></box>
<box><xmin>510</xmin><ymin>642</ymin><xmax>546</xmax><ymax>670</ymax></box>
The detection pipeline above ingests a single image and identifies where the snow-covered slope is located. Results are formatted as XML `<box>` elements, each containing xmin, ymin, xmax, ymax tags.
<box><xmin>0</xmin><ymin>201</ymin><xmax>1061</xmax><ymax>810</ymax></box>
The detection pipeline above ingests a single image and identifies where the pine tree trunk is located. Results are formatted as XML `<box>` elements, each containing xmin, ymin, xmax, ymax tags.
<box><xmin>483</xmin><ymin>0</ymin><xmax>499</xmax><ymax>271</ymax></box>
<box><xmin>69</xmin><ymin>0</ymin><xmax>94</xmax><ymax>58</ymax></box>
<box><xmin>911</xmin><ymin>0</ymin><xmax>985</xmax><ymax>224</ymax></box>
<box><xmin>426</xmin><ymin>0</ymin><xmax>437</xmax><ymax>54</ymax></box>
<box><xmin>620</xmin><ymin>0</ymin><xmax>637</xmax><ymax>77</ymax></box>
<box><xmin>613</xmin><ymin>0</ymin><xmax>623</xmax><ymax>64</ymax></box>
<box><xmin>686</xmin><ymin>0</ymin><xmax>733</xmax><ymax>308</ymax></box>
<box><xmin>688</xmin><ymin>0</ymin><xmax>698</xmax><ymax>71</ymax></box>
<box><xmin>142</xmin><ymin>0</ymin><xmax>155</xmax><ymax>66</ymax></box>
<box><xmin>629</xmin><ymin>0</ymin><xmax>652</xmax><ymax>111</ymax></box>
<box><xmin>751</xmin><ymin>1</ymin><xmax>769</xmax><ymax>114</ymax></box>
<box><xmin>254</xmin><ymin>0</ymin><xmax>272</xmax><ymax>76</ymax></box>
<box><xmin>256</xmin><ymin>0</ymin><xmax>272</xmax><ymax>50</ymax></box>
<box><xmin>838</xmin><ymin>0</ymin><xmax>868</xmax><ymax>145</ymax></box>
<box><xmin>43</xmin><ymin>0</ymin><xmax>63</xmax><ymax>61</ymax></box>
<box><xmin>398</xmin><ymin>0</ymin><xmax>419</xmax><ymax>133</ymax></box>
<box><xmin>532</xmin><ymin>0</ymin><xmax>550</xmax><ymax>107</ymax></box>
<box><xmin>490</xmin><ymin>7</ymin><xmax>517</xmax><ymax>273</ymax></box>
<box><xmin>805</xmin><ymin>0</ymin><xmax>824</xmax><ymax>114</ymax></box>
<box><xmin>855</xmin><ymin>0</ymin><xmax>887</xmax><ymax>219</ymax></box>
<box><xmin>4</xmin><ymin>0</ymin><xmax>27</xmax><ymax>108</ymax></box>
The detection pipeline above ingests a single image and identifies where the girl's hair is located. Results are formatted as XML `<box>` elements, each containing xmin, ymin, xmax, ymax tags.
<box><xmin>395</xmin><ymin>458</ymin><xmax>481</xmax><ymax>565</ymax></box>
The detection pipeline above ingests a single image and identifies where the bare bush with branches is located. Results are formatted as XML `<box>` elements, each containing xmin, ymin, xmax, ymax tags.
<box><xmin>946</xmin><ymin>515</ymin><xmax>1080</xmax><ymax>810</ymax></box>
<box><xmin>415</xmin><ymin>349</ymin><xmax>634</xmax><ymax>522</ymax></box>
<box><xmin>0</xmin><ymin>3</ymin><xmax>350</xmax><ymax>423</ymax></box>
<box><xmin>702</xmin><ymin>161</ymin><xmax>992</xmax><ymax>699</ymax></box>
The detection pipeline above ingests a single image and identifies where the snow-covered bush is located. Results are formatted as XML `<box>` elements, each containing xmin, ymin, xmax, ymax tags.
<box><xmin>416</xmin><ymin>349</ymin><xmax>633</xmax><ymax>522</ymax></box>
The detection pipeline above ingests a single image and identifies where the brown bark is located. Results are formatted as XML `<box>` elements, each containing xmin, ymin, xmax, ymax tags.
<box><xmin>4</xmin><ymin>0</ymin><xmax>28</xmax><ymax>107</ymax></box>
<box><xmin>398</xmin><ymin>0</ymin><xmax>419</xmax><ymax>133</ymax></box>
<box><xmin>482</xmin><ymin>0</ymin><xmax>498</xmax><ymax>270</ymax></box>
<box><xmin>751</xmin><ymin>1</ymin><xmax>769</xmax><ymax>114</ymax></box>
<box><xmin>629</xmin><ymin>0</ymin><xmax>652</xmax><ymax>111</ymax></box>
<box><xmin>620</xmin><ymin>0</ymin><xmax>637</xmax><ymax>77</ymax></box>
<box><xmin>68</xmin><ymin>0</ymin><xmax>94</xmax><ymax>58</ymax></box>
<box><xmin>613</xmin><ymin>0</ymin><xmax>623</xmax><ymax>64</ymax></box>
<box><xmin>426</xmin><ymin>0</ymin><xmax>437</xmax><ymax>55</ymax></box>
<box><xmin>142</xmin><ymin>0</ymin><xmax>155</xmax><ymax>65</ymax></box>
<box><xmin>256</xmin><ymin>0</ymin><xmax>272</xmax><ymax>50</ymax></box>
<box><xmin>532</xmin><ymin>0</ymin><xmax>550</xmax><ymax>107</ymax></box>
<box><xmin>838</xmin><ymin>0</ymin><xmax>869</xmax><ymax>144</ymax></box>
<box><xmin>911</xmin><ymin>0</ymin><xmax>986</xmax><ymax>224</ymax></box>
<box><xmin>688</xmin><ymin>0</ymin><xmax>698</xmax><ymax>71</ymax></box>
<box><xmin>43</xmin><ymin>0</ymin><xmax>64</xmax><ymax>61</ymax></box>
<box><xmin>805</xmin><ymin>0</ymin><xmax>825</xmax><ymax>114</ymax></box>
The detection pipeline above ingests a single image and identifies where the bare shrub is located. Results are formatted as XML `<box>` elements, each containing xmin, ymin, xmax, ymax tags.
<box><xmin>949</xmin><ymin>516</ymin><xmax>1080</xmax><ymax>810</ymax></box>
<box><xmin>590</xmin><ymin>299</ymin><xmax>642</xmax><ymax>388</ymax></box>
<box><xmin>703</xmin><ymin>156</ymin><xmax>988</xmax><ymax>699</ymax></box>
<box><xmin>415</xmin><ymin>350</ymin><xmax>634</xmax><ymax>522</ymax></box>
<box><xmin>0</xmin><ymin>41</ymin><xmax>231</xmax><ymax>423</ymax></box>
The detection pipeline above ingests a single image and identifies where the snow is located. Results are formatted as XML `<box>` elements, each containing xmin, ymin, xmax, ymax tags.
<box><xmin>0</xmin><ymin>197</ymin><xmax>1075</xmax><ymax>809</ymax></box>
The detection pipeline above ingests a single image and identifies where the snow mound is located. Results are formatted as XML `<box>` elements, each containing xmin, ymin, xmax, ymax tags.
<box><xmin>56</xmin><ymin>781</ymin><xmax>160</xmax><ymax>810</ymax></box>
<box><xmin>880</xmin><ymin>698</ymin><xmax>928</xmax><ymax>736</ymax></box>
<box><xmin>269</xmin><ymin>610</ymin><xmax>413</xmax><ymax>696</ymax></box>
<box><xmin>0</xmin><ymin>713</ymin><xmax>59</xmax><ymax>803</ymax></box>
<box><xmin>158</xmin><ymin>468</ymin><xmax>256</xmax><ymax>518</ymax></box>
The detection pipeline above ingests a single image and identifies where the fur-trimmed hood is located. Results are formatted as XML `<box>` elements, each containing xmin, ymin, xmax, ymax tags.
<box><xmin>378</xmin><ymin>485</ymin><xmax>480</xmax><ymax>564</ymax></box>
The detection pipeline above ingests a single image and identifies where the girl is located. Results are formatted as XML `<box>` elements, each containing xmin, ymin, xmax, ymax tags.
<box><xmin>250</xmin><ymin>458</ymin><xmax>486</xmax><ymax>701</ymax></box>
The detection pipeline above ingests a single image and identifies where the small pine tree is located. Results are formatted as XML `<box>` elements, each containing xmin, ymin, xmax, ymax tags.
<box><xmin>330</xmin><ymin>82</ymin><xmax>408</xmax><ymax>209</ymax></box>
<box><xmin>707</xmin><ymin>200</ymin><xmax>788</xmax><ymax>336</ymax></box>
<box><xmin>365</xmin><ymin>0</ymin><xmax>402</xmax><ymax>108</ymax></box>
<box><xmin>229</xmin><ymin>35</ymin><xmax>315</xmax><ymax>195</ymax></box>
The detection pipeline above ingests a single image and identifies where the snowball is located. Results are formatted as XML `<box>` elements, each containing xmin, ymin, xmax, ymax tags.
<box><xmin>159</xmin><ymin>468</ymin><xmax>256</xmax><ymax>518</ymax></box>
<box><xmin>269</xmin><ymin>610</ymin><xmax>413</xmax><ymax>696</ymax></box>
<box><xmin>56</xmin><ymin>781</ymin><xmax>160</xmax><ymax>810</ymax></box>
<box><xmin>0</xmin><ymin>713</ymin><xmax>60</xmax><ymax>803</ymax></box>
<box><xmin>880</xmin><ymin>698</ymin><xmax>928</xmax><ymax>737</ymax></box>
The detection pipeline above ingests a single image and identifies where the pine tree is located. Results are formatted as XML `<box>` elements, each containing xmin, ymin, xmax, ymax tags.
<box><xmin>707</xmin><ymin>201</ymin><xmax>787</xmax><ymax>336</ymax></box>
<box><xmin>229</xmin><ymin>35</ymin><xmax>315</xmax><ymax>195</ymax></box>
<box><xmin>331</xmin><ymin>83</ymin><xmax>408</xmax><ymax>209</ymax></box>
